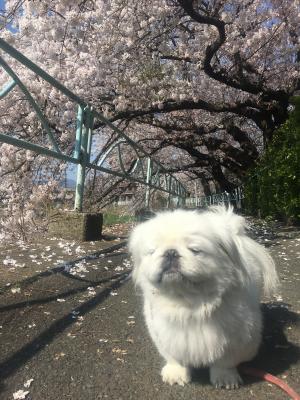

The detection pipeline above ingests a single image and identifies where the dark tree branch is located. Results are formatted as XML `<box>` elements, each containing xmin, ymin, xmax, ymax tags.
<box><xmin>107</xmin><ymin>97</ymin><xmax>263</xmax><ymax>127</ymax></box>
<box><xmin>177</xmin><ymin>0</ymin><xmax>289</xmax><ymax>103</ymax></box>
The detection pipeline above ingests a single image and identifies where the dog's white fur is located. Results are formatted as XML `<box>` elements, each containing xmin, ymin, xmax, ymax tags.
<box><xmin>129</xmin><ymin>206</ymin><xmax>278</xmax><ymax>389</ymax></box>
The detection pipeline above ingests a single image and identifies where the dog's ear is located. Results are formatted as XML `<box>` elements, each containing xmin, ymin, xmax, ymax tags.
<box><xmin>209</xmin><ymin>205</ymin><xmax>246</xmax><ymax>236</ymax></box>
<box><xmin>128</xmin><ymin>223</ymin><xmax>144</xmax><ymax>284</ymax></box>
<box><xmin>208</xmin><ymin>206</ymin><xmax>251</xmax><ymax>286</ymax></box>
<box><xmin>209</xmin><ymin>206</ymin><xmax>278</xmax><ymax>296</ymax></box>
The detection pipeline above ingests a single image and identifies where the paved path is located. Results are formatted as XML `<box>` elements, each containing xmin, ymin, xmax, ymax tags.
<box><xmin>0</xmin><ymin>219</ymin><xmax>299</xmax><ymax>400</ymax></box>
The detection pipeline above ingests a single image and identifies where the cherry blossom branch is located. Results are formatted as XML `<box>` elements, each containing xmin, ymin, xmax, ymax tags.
<box><xmin>176</xmin><ymin>0</ymin><xmax>289</xmax><ymax>102</ymax></box>
<box><xmin>108</xmin><ymin>97</ymin><xmax>262</xmax><ymax>126</ymax></box>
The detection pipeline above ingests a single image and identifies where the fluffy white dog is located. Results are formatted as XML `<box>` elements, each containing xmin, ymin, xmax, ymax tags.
<box><xmin>129</xmin><ymin>206</ymin><xmax>278</xmax><ymax>389</ymax></box>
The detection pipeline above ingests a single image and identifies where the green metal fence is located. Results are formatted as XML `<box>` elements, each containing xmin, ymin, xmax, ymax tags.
<box><xmin>0</xmin><ymin>38</ymin><xmax>187</xmax><ymax>211</ymax></box>
<box><xmin>186</xmin><ymin>187</ymin><xmax>244</xmax><ymax>208</ymax></box>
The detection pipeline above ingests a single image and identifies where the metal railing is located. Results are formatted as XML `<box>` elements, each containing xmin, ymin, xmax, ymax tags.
<box><xmin>0</xmin><ymin>38</ymin><xmax>187</xmax><ymax>211</ymax></box>
<box><xmin>186</xmin><ymin>187</ymin><xmax>244</xmax><ymax>208</ymax></box>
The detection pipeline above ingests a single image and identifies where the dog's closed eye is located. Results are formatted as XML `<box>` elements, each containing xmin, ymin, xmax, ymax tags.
<box><xmin>146</xmin><ymin>248</ymin><xmax>156</xmax><ymax>255</ymax></box>
<box><xmin>188</xmin><ymin>247</ymin><xmax>203</xmax><ymax>255</ymax></box>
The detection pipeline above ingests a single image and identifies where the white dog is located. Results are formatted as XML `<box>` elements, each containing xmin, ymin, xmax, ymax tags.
<box><xmin>129</xmin><ymin>206</ymin><xmax>278</xmax><ymax>389</ymax></box>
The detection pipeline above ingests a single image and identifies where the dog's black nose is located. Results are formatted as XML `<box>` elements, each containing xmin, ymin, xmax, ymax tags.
<box><xmin>163</xmin><ymin>249</ymin><xmax>180</xmax><ymax>259</ymax></box>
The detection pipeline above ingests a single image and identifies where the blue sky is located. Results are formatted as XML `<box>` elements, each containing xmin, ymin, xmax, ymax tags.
<box><xmin>1</xmin><ymin>0</ymin><xmax>18</xmax><ymax>33</ymax></box>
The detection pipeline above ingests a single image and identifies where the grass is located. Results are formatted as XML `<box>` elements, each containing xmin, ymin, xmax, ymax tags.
<box><xmin>102</xmin><ymin>211</ymin><xmax>135</xmax><ymax>226</ymax></box>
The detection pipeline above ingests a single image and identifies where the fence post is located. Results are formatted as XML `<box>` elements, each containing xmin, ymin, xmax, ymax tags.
<box><xmin>234</xmin><ymin>188</ymin><xmax>239</xmax><ymax>209</ymax></box>
<box><xmin>194</xmin><ymin>181</ymin><xmax>198</xmax><ymax>208</ymax></box>
<box><xmin>87</xmin><ymin>107</ymin><xmax>94</xmax><ymax>161</ymax></box>
<box><xmin>74</xmin><ymin>106</ymin><xmax>90</xmax><ymax>212</ymax></box>
<box><xmin>179</xmin><ymin>185</ymin><xmax>186</xmax><ymax>207</ymax></box>
<box><xmin>145</xmin><ymin>157</ymin><xmax>152</xmax><ymax>209</ymax></box>
<box><xmin>166</xmin><ymin>176</ymin><xmax>172</xmax><ymax>208</ymax></box>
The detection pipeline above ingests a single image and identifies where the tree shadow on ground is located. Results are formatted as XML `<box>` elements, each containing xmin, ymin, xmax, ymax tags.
<box><xmin>0</xmin><ymin>241</ymin><xmax>127</xmax><ymax>295</ymax></box>
<box><xmin>191</xmin><ymin>302</ymin><xmax>300</xmax><ymax>386</ymax></box>
<box><xmin>0</xmin><ymin>271</ymin><xmax>130</xmax><ymax>312</ymax></box>
<box><xmin>0</xmin><ymin>271</ymin><xmax>129</xmax><ymax>385</ymax></box>
<box><xmin>101</xmin><ymin>233</ymin><xmax>128</xmax><ymax>241</ymax></box>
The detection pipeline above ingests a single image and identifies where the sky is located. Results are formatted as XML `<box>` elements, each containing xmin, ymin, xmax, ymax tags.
<box><xmin>1</xmin><ymin>0</ymin><xmax>19</xmax><ymax>32</ymax></box>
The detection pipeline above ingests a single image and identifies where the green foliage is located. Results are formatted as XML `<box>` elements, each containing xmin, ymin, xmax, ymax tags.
<box><xmin>244</xmin><ymin>98</ymin><xmax>300</xmax><ymax>224</ymax></box>
<box><xmin>103</xmin><ymin>211</ymin><xmax>134</xmax><ymax>226</ymax></box>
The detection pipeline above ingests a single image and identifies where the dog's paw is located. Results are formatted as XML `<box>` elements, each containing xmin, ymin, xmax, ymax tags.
<box><xmin>161</xmin><ymin>363</ymin><xmax>191</xmax><ymax>386</ymax></box>
<box><xmin>210</xmin><ymin>366</ymin><xmax>243</xmax><ymax>390</ymax></box>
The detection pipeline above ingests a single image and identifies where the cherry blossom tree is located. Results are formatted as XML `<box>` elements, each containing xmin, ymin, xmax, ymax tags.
<box><xmin>0</xmin><ymin>0</ymin><xmax>299</xmax><ymax>239</ymax></box>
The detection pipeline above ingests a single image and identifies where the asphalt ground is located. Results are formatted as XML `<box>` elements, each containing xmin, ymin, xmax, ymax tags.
<box><xmin>0</xmin><ymin>219</ymin><xmax>299</xmax><ymax>400</ymax></box>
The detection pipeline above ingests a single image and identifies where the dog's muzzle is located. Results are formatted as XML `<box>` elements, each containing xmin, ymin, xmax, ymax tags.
<box><xmin>161</xmin><ymin>249</ymin><xmax>181</xmax><ymax>274</ymax></box>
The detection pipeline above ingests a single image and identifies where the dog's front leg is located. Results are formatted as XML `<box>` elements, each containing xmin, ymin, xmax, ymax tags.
<box><xmin>161</xmin><ymin>359</ymin><xmax>191</xmax><ymax>386</ymax></box>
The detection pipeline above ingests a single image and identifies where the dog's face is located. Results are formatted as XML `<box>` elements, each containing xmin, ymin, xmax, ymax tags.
<box><xmin>129</xmin><ymin>208</ymin><xmax>247</xmax><ymax>297</ymax></box>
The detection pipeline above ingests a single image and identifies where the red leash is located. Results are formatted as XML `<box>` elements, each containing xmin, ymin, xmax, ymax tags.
<box><xmin>240</xmin><ymin>366</ymin><xmax>300</xmax><ymax>400</ymax></box>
